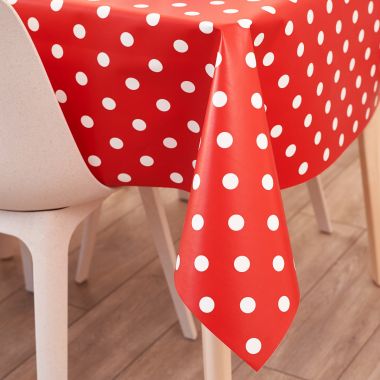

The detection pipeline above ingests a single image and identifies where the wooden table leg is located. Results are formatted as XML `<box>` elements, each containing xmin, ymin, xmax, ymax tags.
<box><xmin>202</xmin><ymin>325</ymin><xmax>232</xmax><ymax>380</ymax></box>
<box><xmin>359</xmin><ymin>106</ymin><xmax>380</xmax><ymax>286</ymax></box>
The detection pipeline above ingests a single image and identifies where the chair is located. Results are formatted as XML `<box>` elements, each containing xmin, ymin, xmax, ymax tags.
<box><xmin>0</xmin><ymin>1</ymin><xmax>195</xmax><ymax>379</ymax></box>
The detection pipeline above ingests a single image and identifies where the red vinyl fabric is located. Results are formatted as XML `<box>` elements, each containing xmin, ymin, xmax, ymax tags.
<box><xmin>11</xmin><ymin>0</ymin><xmax>380</xmax><ymax>370</ymax></box>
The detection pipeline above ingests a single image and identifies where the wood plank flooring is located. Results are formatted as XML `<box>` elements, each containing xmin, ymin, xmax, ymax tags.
<box><xmin>1</xmin><ymin>141</ymin><xmax>380</xmax><ymax>379</ymax></box>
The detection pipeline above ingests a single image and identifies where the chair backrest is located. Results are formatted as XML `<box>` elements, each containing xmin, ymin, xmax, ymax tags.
<box><xmin>0</xmin><ymin>0</ymin><xmax>111</xmax><ymax>211</ymax></box>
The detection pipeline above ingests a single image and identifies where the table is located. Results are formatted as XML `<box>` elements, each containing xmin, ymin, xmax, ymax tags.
<box><xmin>11</xmin><ymin>0</ymin><xmax>380</xmax><ymax>371</ymax></box>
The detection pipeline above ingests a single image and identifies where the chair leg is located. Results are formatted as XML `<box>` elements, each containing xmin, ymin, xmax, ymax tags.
<box><xmin>29</xmin><ymin>236</ymin><xmax>69</xmax><ymax>380</ymax></box>
<box><xmin>75</xmin><ymin>206</ymin><xmax>102</xmax><ymax>284</ymax></box>
<box><xmin>178</xmin><ymin>190</ymin><xmax>190</xmax><ymax>202</ymax></box>
<box><xmin>0</xmin><ymin>200</ymin><xmax>104</xmax><ymax>380</ymax></box>
<box><xmin>359</xmin><ymin>107</ymin><xmax>380</xmax><ymax>286</ymax></box>
<box><xmin>202</xmin><ymin>325</ymin><xmax>232</xmax><ymax>380</ymax></box>
<box><xmin>306</xmin><ymin>177</ymin><xmax>333</xmax><ymax>234</ymax></box>
<box><xmin>139</xmin><ymin>187</ymin><xmax>198</xmax><ymax>340</ymax></box>
<box><xmin>20</xmin><ymin>241</ymin><xmax>34</xmax><ymax>292</ymax></box>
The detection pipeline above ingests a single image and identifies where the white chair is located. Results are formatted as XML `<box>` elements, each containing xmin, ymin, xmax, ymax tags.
<box><xmin>0</xmin><ymin>2</ymin><xmax>195</xmax><ymax>379</ymax></box>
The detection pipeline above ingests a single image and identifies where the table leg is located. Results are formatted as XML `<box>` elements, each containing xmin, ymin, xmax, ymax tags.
<box><xmin>306</xmin><ymin>177</ymin><xmax>333</xmax><ymax>234</ymax></box>
<box><xmin>202</xmin><ymin>325</ymin><xmax>232</xmax><ymax>380</ymax></box>
<box><xmin>359</xmin><ymin>106</ymin><xmax>380</xmax><ymax>286</ymax></box>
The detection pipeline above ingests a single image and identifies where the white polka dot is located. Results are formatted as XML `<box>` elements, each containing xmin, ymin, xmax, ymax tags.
<box><xmin>73</xmin><ymin>24</ymin><xmax>86</xmax><ymax>39</ymax></box>
<box><xmin>213</xmin><ymin>91</ymin><xmax>228</xmax><ymax>107</ymax></box>
<box><xmin>199</xmin><ymin>21</ymin><xmax>213</xmax><ymax>34</ymax></box>
<box><xmin>50</xmin><ymin>0</ymin><xmax>63</xmax><ymax>11</ymax></box>
<box><xmin>298</xmin><ymin>162</ymin><xmax>309</xmax><ymax>175</ymax></box>
<box><xmin>75</xmin><ymin>72</ymin><xmax>88</xmax><ymax>86</ymax></box>
<box><xmin>234</xmin><ymin>256</ymin><xmax>250</xmax><ymax>272</ymax></box>
<box><xmin>27</xmin><ymin>17</ymin><xmax>39</xmax><ymax>32</ymax></box>
<box><xmin>352</xmin><ymin>9</ymin><xmax>359</xmax><ymax>24</ymax></box>
<box><xmin>194</xmin><ymin>255</ymin><xmax>209</xmax><ymax>272</ymax></box>
<box><xmin>317</xmin><ymin>82</ymin><xmax>324</xmax><ymax>96</ymax></box>
<box><xmin>318</xmin><ymin>31</ymin><xmax>325</xmax><ymax>45</ymax></box>
<box><xmin>278</xmin><ymin>75</ymin><xmax>290</xmax><ymax>89</ymax></box>
<box><xmin>140</xmin><ymin>155</ymin><xmax>154</xmax><ymax>167</ymax></box>
<box><xmin>273</xmin><ymin>255</ymin><xmax>285</xmax><ymax>272</ymax></box>
<box><xmin>271</xmin><ymin>125</ymin><xmax>283</xmax><ymax>138</ymax></box>
<box><xmin>267</xmin><ymin>215</ymin><xmax>280</xmax><ymax>231</ymax></box>
<box><xmin>148</xmin><ymin>59</ymin><xmax>163</xmax><ymax>72</ymax></box>
<box><xmin>223</xmin><ymin>173</ymin><xmax>239</xmax><ymax>190</ymax></box>
<box><xmin>55</xmin><ymin>90</ymin><xmax>67</xmax><ymax>103</ymax></box>
<box><xmin>336</xmin><ymin>20</ymin><xmax>342</xmax><ymax>34</ymax></box>
<box><xmin>339</xmin><ymin>133</ymin><xmax>345</xmax><ymax>147</ymax></box>
<box><xmin>102</xmin><ymin>97</ymin><xmax>116</xmax><ymax>111</ymax></box>
<box><xmin>88</xmin><ymin>155</ymin><xmax>101</xmax><ymax>167</ymax></box>
<box><xmin>97</xmin><ymin>52</ymin><xmax>110</xmax><ymax>67</ymax></box>
<box><xmin>205</xmin><ymin>64</ymin><xmax>215</xmax><ymax>77</ymax></box>
<box><xmin>170</xmin><ymin>172</ymin><xmax>183</xmax><ymax>183</ymax></box>
<box><xmin>307</xmin><ymin>63</ymin><xmax>314</xmax><ymax>77</ymax></box>
<box><xmin>254</xmin><ymin>33</ymin><xmax>265</xmax><ymax>47</ymax></box>
<box><xmin>163</xmin><ymin>137</ymin><xmax>177</xmax><ymax>149</ymax></box>
<box><xmin>126</xmin><ymin>78</ymin><xmax>140</xmax><ymax>90</ymax></box>
<box><xmin>307</xmin><ymin>9</ymin><xmax>314</xmax><ymax>24</ymax></box>
<box><xmin>146</xmin><ymin>13</ymin><xmax>160</xmax><ymax>26</ymax></box>
<box><xmin>132</xmin><ymin>119</ymin><xmax>147</xmax><ymax>131</ymax></box>
<box><xmin>215</xmin><ymin>52</ymin><xmax>222</xmax><ymax>67</ymax></box>
<box><xmin>325</xmin><ymin>100</ymin><xmax>332</xmax><ymax>114</ymax></box>
<box><xmin>304</xmin><ymin>114</ymin><xmax>313</xmax><ymax>128</ymax></box>
<box><xmin>292</xmin><ymin>95</ymin><xmax>302</xmax><ymax>109</ymax></box>
<box><xmin>262</xmin><ymin>174</ymin><xmax>274</xmax><ymax>190</ymax></box>
<box><xmin>118</xmin><ymin>173</ymin><xmax>132</xmax><ymax>183</ymax></box>
<box><xmin>223</xmin><ymin>8</ymin><xmax>239</xmax><ymax>14</ymax></box>
<box><xmin>192</xmin><ymin>214</ymin><xmax>204</xmax><ymax>231</ymax></box>
<box><xmin>199</xmin><ymin>297</ymin><xmax>215</xmax><ymax>313</ymax></box>
<box><xmin>188</xmin><ymin>120</ymin><xmax>200</xmax><ymax>133</ymax></box>
<box><xmin>181</xmin><ymin>81</ymin><xmax>195</xmax><ymax>93</ymax></box>
<box><xmin>246</xmin><ymin>338</ymin><xmax>262</xmax><ymax>355</ymax></box>
<box><xmin>263</xmin><ymin>52</ymin><xmax>275</xmax><ymax>66</ymax></box>
<box><xmin>278</xmin><ymin>296</ymin><xmax>290</xmax><ymax>312</ymax></box>
<box><xmin>110</xmin><ymin>137</ymin><xmax>124</xmax><ymax>150</ymax></box>
<box><xmin>193</xmin><ymin>174</ymin><xmax>200</xmax><ymax>190</ymax></box>
<box><xmin>51</xmin><ymin>44</ymin><xmax>63</xmax><ymax>59</ymax></box>
<box><xmin>228</xmin><ymin>215</ymin><xmax>245</xmax><ymax>231</ymax></box>
<box><xmin>97</xmin><ymin>5</ymin><xmax>110</xmax><ymax>18</ymax></box>
<box><xmin>237</xmin><ymin>19</ymin><xmax>252</xmax><ymax>28</ymax></box>
<box><xmin>175</xmin><ymin>255</ymin><xmax>180</xmax><ymax>270</ymax></box>
<box><xmin>314</xmin><ymin>131</ymin><xmax>322</xmax><ymax>145</ymax></box>
<box><xmin>251</xmin><ymin>93</ymin><xmax>263</xmax><ymax>109</ymax></box>
<box><xmin>285</xmin><ymin>144</ymin><xmax>296</xmax><ymax>157</ymax></box>
<box><xmin>173</xmin><ymin>40</ymin><xmax>188</xmax><ymax>53</ymax></box>
<box><xmin>81</xmin><ymin>115</ymin><xmax>94</xmax><ymax>128</ymax></box>
<box><xmin>134</xmin><ymin>4</ymin><xmax>149</xmax><ymax>8</ymax></box>
<box><xmin>245</xmin><ymin>52</ymin><xmax>257</xmax><ymax>68</ymax></box>
<box><xmin>217</xmin><ymin>132</ymin><xmax>233</xmax><ymax>148</ymax></box>
<box><xmin>240</xmin><ymin>297</ymin><xmax>256</xmax><ymax>313</ymax></box>
<box><xmin>326</xmin><ymin>0</ymin><xmax>333</xmax><ymax>14</ymax></box>
<box><xmin>156</xmin><ymin>99</ymin><xmax>171</xmax><ymax>112</ymax></box>
<box><xmin>120</xmin><ymin>32</ymin><xmax>134</xmax><ymax>47</ymax></box>
<box><xmin>256</xmin><ymin>133</ymin><xmax>268</xmax><ymax>150</ymax></box>
<box><xmin>285</xmin><ymin>20</ymin><xmax>294</xmax><ymax>36</ymax></box>
<box><xmin>323</xmin><ymin>148</ymin><xmax>330</xmax><ymax>161</ymax></box>
<box><xmin>297</xmin><ymin>42</ymin><xmax>305</xmax><ymax>57</ymax></box>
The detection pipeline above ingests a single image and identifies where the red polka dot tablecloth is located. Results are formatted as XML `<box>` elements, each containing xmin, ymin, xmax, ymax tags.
<box><xmin>11</xmin><ymin>0</ymin><xmax>380</xmax><ymax>371</ymax></box>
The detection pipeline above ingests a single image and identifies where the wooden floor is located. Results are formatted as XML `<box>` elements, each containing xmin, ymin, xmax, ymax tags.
<box><xmin>1</xmin><ymin>142</ymin><xmax>380</xmax><ymax>380</ymax></box>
